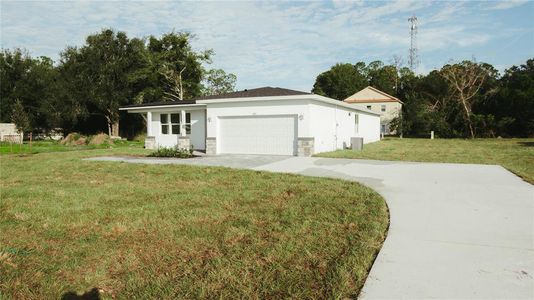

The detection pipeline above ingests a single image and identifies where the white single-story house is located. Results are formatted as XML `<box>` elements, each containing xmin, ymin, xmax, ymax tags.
<box><xmin>120</xmin><ymin>87</ymin><xmax>381</xmax><ymax>156</ymax></box>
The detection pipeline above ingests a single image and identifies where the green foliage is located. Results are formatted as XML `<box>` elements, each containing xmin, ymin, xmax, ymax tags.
<box><xmin>148</xmin><ymin>146</ymin><xmax>194</xmax><ymax>158</ymax></box>
<box><xmin>1</xmin><ymin>29</ymin><xmax>228</xmax><ymax>137</ymax></box>
<box><xmin>146</xmin><ymin>31</ymin><xmax>213</xmax><ymax>102</ymax></box>
<box><xmin>314</xmin><ymin>58</ymin><xmax>533</xmax><ymax>138</ymax></box>
<box><xmin>201</xmin><ymin>68</ymin><xmax>237</xmax><ymax>96</ymax></box>
<box><xmin>10</xmin><ymin>99</ymin><xmax>31</xmax><ymax>133</ymax></box>
<box><xmin>312</xmin><ymin>63</ymin><xmax>368</xmax><ymax>100</ymax></box>
<box><xmin>59</xmin><ymin>29</ymin><xmax>149</xmax><ymax>136</ymax></box>
<box><xmin>1</xmin><ymin>49</ymin><xmax>61</xmax><ymax>132</ymax></box>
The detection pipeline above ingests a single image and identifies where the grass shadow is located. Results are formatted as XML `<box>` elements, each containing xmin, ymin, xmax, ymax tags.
<box><xmin>61</xmin><ymin>288</ymin><xmax>101</xmax><ymax>300</ymax></box>
<box><xmin>518</xmin><ymin>141</ymin><xmax>534</xmax><ymax>147</ymax></box>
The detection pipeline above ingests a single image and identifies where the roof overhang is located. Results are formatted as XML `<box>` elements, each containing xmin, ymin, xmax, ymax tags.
<box><xmin>120</xmin><ymin>103</ymin><xmax>206</xmax><ymax>113</ymax></box>
<box><xmin>120</xmin><ymin>95</ymin><xmax>380</xmax><ymax>116</ymax></box>
<box><xmin>198</xmin><ymin>94</ymin><xmax>380</xmax><ymax>116</ymax></box>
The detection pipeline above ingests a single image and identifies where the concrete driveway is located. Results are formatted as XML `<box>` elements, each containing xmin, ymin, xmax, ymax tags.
<box><xmin>87</xmin><ymin>155</ymin><xmax>534</xmax><ymax>299</ymax></box>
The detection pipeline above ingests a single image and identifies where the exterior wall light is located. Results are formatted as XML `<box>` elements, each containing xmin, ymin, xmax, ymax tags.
<box><xmin>298</xmin><ymin>115</ymin><xmax>304</xmax><ymax>120</ymax></box>
<box><xmin>208</xmin><ymin>117</ymin><xmax>211</xmax><ymax>123</ymax></box>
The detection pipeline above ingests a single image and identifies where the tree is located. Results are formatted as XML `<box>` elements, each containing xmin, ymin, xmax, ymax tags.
<box><xmin>201</xmin><ymin>69</ymin><xmax>237</xmax><ymax>96</ymax></box>
<box><xmin>486</xmin><ymin>59</ymin><xmax>534</xmax><ymax>137</ymax></box>
<box><xmin>10</xmin><ymin>99</ymin><xmax>30</xmax><ymax>135</ymax></box>
<box><xmin>147</xmin><ymin>32</ymin><xmax>212</xmax><ymax>102</ymax></box>
<box><xmin>312</xmin><ymin>63</ymin><xmax>368</xmax><ymax>100</ymax></box>
<box><xmin>59</xmin><ymin>29</ymin><xmax>148</xmax><ymax>136</ymax></box>
<box><xmin>1</xmin><ymin>49</ymin><xmax>60</xmax><ymax>133</ymax></box>
<box><xmin>441</xmin><ymin>60</ymin><xmax>492</xmax><ymax>138</ymax></box>
<box><xmin>159</xmin><ymin>64</ymin><xmax>187</xmax><ymax>101</ymax></box>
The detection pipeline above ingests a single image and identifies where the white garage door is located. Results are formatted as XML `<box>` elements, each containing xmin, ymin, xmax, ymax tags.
<box><xmin>219</xmin><ymin>115</ymin><xmax>297</xmax><ymax>155</ymax></box>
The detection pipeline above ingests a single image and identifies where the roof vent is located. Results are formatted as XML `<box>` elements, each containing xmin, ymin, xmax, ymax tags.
<box><xmin>244</xmin><ymin>89</ymin><xmax>248</xmax><ymax>92</ymax></box>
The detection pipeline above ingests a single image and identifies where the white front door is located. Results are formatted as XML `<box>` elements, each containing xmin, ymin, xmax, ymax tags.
<box><xmin>219</xmin><ymin>115</ymin><xmax>297</xmax><ymax>155</ymax></box>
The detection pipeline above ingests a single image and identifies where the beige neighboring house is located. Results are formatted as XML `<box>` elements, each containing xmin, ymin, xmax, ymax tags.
<box><xmin>344</xmin><ymin>86</ymin><xmax>403</xmax><ymax>135</ymax></box>
<box><xmin>0</xmin><ymin>123</ymin><xmax>23</xmax><ymax>144</ymax></box>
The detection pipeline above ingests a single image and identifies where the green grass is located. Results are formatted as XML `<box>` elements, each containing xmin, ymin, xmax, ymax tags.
<box><xmin>0</xmin><ymin>147</ymin><xmax>388</xmax><ymax>299</ymax></box>
<box><xmin>316</xmin><ymin>138</ymin><xmax>534</xmax><ymax>184</ymax></box>
<box><xmin>0</xmin><ymin>140</ymin><xmax>143</xmax><ymax>155</ymax></box>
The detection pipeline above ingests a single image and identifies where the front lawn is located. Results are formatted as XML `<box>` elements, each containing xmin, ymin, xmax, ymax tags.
<box><xmin>0</xmin><ymin>148</ymin><xmax>388</xmax><ymax>299</ymax></box>
<box><xmin>316</xmin><ymin>138</ymin><xmax>534</xmax><ymax>184</ymax></box>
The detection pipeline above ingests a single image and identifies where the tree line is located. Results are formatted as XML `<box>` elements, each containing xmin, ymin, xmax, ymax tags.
<box><xmin>1</xmin><ymin>29</ymin><xmax>237</xmax><ymax>138</ymax></box>
<box><xmin>312</xmin><ymin>59</ymin><xmax>533</xmax><ymax>138</ymax></box>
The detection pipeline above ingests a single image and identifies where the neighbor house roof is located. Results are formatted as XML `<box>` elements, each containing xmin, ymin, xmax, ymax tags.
<box><xmin>121</xmin><ymin>87</ymin><xmax>310</xmax><ymax>109</ymax></box>
<box><xmin>344</xmin><ymin>86</ymin><xmax>403</xmax><ymax>104</ymax></box>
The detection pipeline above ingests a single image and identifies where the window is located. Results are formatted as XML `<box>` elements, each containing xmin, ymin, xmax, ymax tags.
<box><xmin>366</xmin><ymin>105</ymin><xmax>372</xmax><ymax>110</ymax></box>
<box><xmin>161</xmin><ymin>113</ymin><xmax>191</xmax><ymax>135</ymax></box>
<box><xmin>381</xmin><ymin>105</ymin><xmax>386</xmax><ymax>112</ymax></box>
<box><xmin>354</xmin><ymin>114</ymin><xmax>359</xmax><ymax>133</ymax></box>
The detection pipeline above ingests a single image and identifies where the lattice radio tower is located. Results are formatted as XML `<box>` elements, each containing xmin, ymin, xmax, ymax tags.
<box><xmin>408</xmin><ymin>15</ymin><xmax>419</xmax><ymax>73</ymax></box>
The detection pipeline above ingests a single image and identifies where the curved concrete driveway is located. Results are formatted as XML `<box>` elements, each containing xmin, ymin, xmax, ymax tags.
<box><xmin>88</xmin><ymin>155</ymin><xmax>534</xmax><ymax>299</ymax></box>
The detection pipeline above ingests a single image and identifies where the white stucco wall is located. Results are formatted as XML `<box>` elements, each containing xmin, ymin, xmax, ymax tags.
<box><xmin>309</xmin><ymin>101</ymin><xmax>380</xmax><ymax>154</ymax></box>
<box><xmin>150</xmin><ymin>108</ymin><xmax>206</xmax><ymax>150</ymax></box>
<box><xmin>206</xmin><ymin>98</ymin><xmax>379</xmax><ymax>155</ymax></box>
<box><xmin>206</xmin><ymin>99</ymin><xmax>311</xmax><ymax>153</ymax></box>
<box><xmin>126</xmin><ymin>96</ymin><xmax>380</xmax><ymax>155</ymax></box>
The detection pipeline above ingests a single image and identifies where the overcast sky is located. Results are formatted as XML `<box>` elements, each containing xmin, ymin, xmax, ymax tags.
<box><xmin>1</xmin><ymin>0</ymin><xmax>533</xmax><ymax>91</ymax></box>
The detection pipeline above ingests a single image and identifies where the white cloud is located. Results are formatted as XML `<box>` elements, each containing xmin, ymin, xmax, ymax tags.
<box><xmin>0</xmin><ymin>0</ymin><xmax>528</xmax><ymax>91</ymax></box>
<box><xmin>486</xmin><ymin>0</ymin><xmax>528</xmax><ymax>10</ymax></box>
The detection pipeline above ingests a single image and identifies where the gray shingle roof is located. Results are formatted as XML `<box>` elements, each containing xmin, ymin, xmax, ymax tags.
<box><xmin>194</xmin><ymin>86</ymin><xmax>310</xmax><ymax>100</ymax></box>
<box><xmin>121</xmin><ymin>87</ymin><xmax>311</xmax><ymax>109</ymax></box>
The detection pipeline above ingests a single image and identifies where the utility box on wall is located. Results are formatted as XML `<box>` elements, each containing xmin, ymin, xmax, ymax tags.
<box><xmin>351</xmin><ymin>137</ymin><xmax>363</xmax><ymax>151</ymax></box>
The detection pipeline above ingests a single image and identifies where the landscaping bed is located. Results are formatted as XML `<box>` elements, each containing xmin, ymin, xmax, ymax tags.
<box><xmin>0</xmin><ymin>148</ymin><xmax>388</xmax><ymax>299</ymax></box>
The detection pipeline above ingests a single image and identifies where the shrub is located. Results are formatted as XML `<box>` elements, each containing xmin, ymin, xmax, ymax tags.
<box><xmin>88</xmin><ymin>133</ymin><xmax>112</xmax><ymax>145</ymax></box>
<box><xmin>148</xmin><ymin>146</ymin><xmax>194</xmax><ymax>158</ymax></box>
<box><xmin>60</xmin><ymin>133</ymin><xmax>86</xmax><ymax>146</ymax></box>
<box><xmin>133</xmin><ymin>133</ymin><xmax>146</xmax><ymax>142</ymax></box>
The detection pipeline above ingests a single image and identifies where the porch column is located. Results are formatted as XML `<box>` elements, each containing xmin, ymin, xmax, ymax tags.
<box><xmin>180</xmin><ymin>110</ymin><xmax>187</xmax><ymax>137</ymax></box>
<box><xmin>147</xmin><ymin>111</ymin><xmax>153</xmax><ymax>136</ymax></box>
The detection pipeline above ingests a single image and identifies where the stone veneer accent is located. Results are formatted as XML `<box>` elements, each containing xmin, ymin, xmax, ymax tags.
<box><xmin>297</xmin><ymin>137</ymin><xmax>314</xmax><ymax>157</ymax></box>
<box><xmin>206</xmin><ymin>137</ymin><xmax>217</xmax><ymax>155</ymax></box>
<box><xmin>178</xmin><ymin>136</ymin><xmax>191</xmax><ymax>150</ymax></box>
<box><xmin>145</xmin><ymin>136</ymin><xmax>156</xmax><ymax>150</ymax></box>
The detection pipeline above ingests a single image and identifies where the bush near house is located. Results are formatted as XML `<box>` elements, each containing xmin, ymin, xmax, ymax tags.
<box><xmin>148</xmin><ymin>146</ymin><xmax>195</xmax><ymax>158</ymax></box>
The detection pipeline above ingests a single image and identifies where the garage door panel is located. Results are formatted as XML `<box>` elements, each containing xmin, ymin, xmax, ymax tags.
<box><xmin>219</xmin><ymin>115</ymin><xmax>297</xmax><ymax>155</ymax></box>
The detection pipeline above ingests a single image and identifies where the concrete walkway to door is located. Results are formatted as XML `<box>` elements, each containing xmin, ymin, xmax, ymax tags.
<box><xmin>87</xmin><ymin>155</ymin><xmax>534</xmax><ymax>299</ymax></box>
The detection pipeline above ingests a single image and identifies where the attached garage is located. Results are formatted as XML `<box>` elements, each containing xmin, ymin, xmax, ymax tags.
<box><xmin>218</xmin><ymin>115</ymin><xmax>297</xmax><ymax>155</ymax></box>
<box><xmin>121</xmin><ymin>87</ymin><xmax>381</xmax><ymax>156</ymax></box>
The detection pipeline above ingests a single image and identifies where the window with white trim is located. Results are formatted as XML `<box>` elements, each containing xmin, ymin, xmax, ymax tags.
<box><xmin>366</xmin><ymin>105</ymin><xmax>372</xmax><ymax>110</ymax></box>
<box><xmin>160</xmin><ymin>113</ymin><xmax>191</xmax><ymax>135</ymax></box>
<box><xmin>381</xmin><ymin>105</ymin><xmax>386</xmax><ymax>112</ymax></box>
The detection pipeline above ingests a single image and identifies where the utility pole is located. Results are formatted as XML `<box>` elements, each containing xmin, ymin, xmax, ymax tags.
<box><xmin>408</xmin><ymin>15</ymin><xmax>419</xmax><ymax>73</ymax></box>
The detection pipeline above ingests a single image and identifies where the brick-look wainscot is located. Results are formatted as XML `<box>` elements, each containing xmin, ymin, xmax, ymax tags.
<box><xmin>145</xmin><ymin>136</ymin><xmax>156</xmax><ymax>150</ymax></box>
<box><xmin>178</xmin><ymin>136</ymin><xmax>191</xmax><ymax>150</ymax></box>
<box><xmin>297</xmin><ymin>137</ymin><xmax>314</xmax><ymax>157</ymax></box>
<box><xmin>206</xmin><ymin>137</ymin><xmax>217</xmax><ymax>155</ymax></box>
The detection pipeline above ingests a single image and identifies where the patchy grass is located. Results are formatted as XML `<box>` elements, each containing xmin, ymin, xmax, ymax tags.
<box><xmin>316</xmin><ymin>138</ymin><xmax>534</xmax><ymax>184</ymax></box>
<box><xmin>0</xmin><ymin>140</ymin><xmax>143</xmax><ymax>155</ymax></box>
<box><xmin>0</xmin><ymin>148</ymin><xmax>388</xmax><ymax>299</ymax></box>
